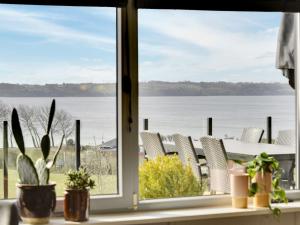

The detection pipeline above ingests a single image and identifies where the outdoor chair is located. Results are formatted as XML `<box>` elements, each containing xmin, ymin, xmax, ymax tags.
<box><xmin>275</xmin><ymin>129</ymin><xmax>295</xmax><ymax>146</ymax></box>
<box><xmin>140</xmin><ymin>132</ymin><xmax>166</xmax><ymax>160</ymax></box>
<box><xmin>240</xmin><ymin>127</ymin><xmax>264</xmax><ymax>143</ymax></box>
<box><xmin>275</xmin><ymin>130</ymin><xmax>295</xmax><ymax>189</ymax></box>
<box><xmin>279</xmin><ymin>159</ymin><xmax>295</xmax><ymax>189</ymax></box>
<box><xmin>173</xmin><ymin>134</ymin><xmax>207</xmax><ymax>186</ymax></box>
<box><xmin>200</xmin><ymin>136</ymin><xmax>231</xmax><ymax>194</ymax></box>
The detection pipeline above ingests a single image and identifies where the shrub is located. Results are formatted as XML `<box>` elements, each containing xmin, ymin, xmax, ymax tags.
<box><xmin>139</xmin><ymin>155</ymin><xmax>204</xmax><ymax>200</ymax></box>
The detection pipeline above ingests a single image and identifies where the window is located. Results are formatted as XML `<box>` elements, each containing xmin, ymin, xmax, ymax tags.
<box><xmin>138</xmin><ymin>10</ymin><xmax>296</xmax><ymax>201</ymax></box>
<box><xmin>1</xmin><ymin>0</ymin><xmax>300</xmax><ymax>213</ymax></box>
<box><xmin>0</xmin><ymin>4</ymin><xmax>118</xmax><ymax>198</ymax></box>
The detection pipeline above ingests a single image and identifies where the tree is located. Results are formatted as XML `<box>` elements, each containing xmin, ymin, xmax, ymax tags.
<box><xmin>36</xmin><ymin>106</ymin><xmax>59</xmax><ymax>147</ymax></box>
<box><xmin>18</xmin><ymin>105</ymin><xmax>40</xmax><ymax>148</ymax></box>
<box><xmin>0</xmin><ymin>101</ymin><xmax>13</xmax><ymax>147</ymax></box>
<box><xmin>56</xmin><ymin>109</ymin><xmax>74</xmax><ymax>145</ymax></box>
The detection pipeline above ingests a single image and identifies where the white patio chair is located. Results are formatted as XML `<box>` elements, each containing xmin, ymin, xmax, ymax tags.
<box><xmin>172</xmin><ymin>134</ymin><xmax>207</xmax><ymax>186</ymax></box>
<box><xmin>140</xmin><ymin>132</ymin><xmax>166</xmax><ymax>160</ymax></box>
<box><xmin>275</xmin><ymin>129</ymin><xmax>295</xmax><ymax>189</ymax></box>
<box><xmin>200</xmin><ymin>136</ymin><xmax>230</xmax><ymax>194</ymax></box>
<box><xmin>240</xmin><ymin>127</ymin><xmax>264</xmax><ymax>143</ymax></box>
<box><xmin>275</xmin><ymin>129</ymin><xmax>295</xmax><ymax>146</ymax></box>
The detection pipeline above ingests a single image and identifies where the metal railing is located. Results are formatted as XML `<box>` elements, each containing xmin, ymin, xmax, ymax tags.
<box><xmin>142</xmin><ymin>116</ymin><xmax>276</xmax><ymax>144</ymax></box>
<box><xmin>1</xmin><ymin>120</ymin><xmax>82</xmax><ymax>199</ymax></box>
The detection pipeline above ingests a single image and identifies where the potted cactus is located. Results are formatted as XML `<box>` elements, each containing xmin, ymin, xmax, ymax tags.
<box><xmin>12</xmin><ymin>100</ymin><xmax>64</xmax><ymax>225</ymax></box>
<box><xmin>64</xmin><ymin>167</ymin><xmax>95</xmax><ymax>222</ymax></box>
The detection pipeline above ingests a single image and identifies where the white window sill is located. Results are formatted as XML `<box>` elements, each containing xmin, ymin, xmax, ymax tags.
<box><xmin>38</xmin><ymin>201</ymin><xmax>300</xmax><ymax>225</ymax></box>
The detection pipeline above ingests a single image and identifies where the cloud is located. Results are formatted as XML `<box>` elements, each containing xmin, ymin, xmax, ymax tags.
<box><xmin>139</xmin><ymin>11</ymin><xmax>284</xmax><ymax>82</ymax></box>
<box><xmin>0</xmin><ymin>7</ymin><xmax>115</xmax><ymax>50</ymax></box>
<box><xmin>0</xmin><ymin>6</ymin><xmax>286</xmax><ymax>84</ymax></box>
<box><xmin>0</xmin><ymin>61</ymin><xmax>116</xmax><ymax>84</ymax></box>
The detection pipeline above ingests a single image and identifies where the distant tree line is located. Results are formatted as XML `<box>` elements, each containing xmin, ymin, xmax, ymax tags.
<box><xmin>0</xmin><ymin>81</ymin><xmax>293</xmax><ymax>97</ymax></box>
<box><xmin>0</xmin><ymin>102</ymin><xmax>73</xmax><ymax>148</ymax></box>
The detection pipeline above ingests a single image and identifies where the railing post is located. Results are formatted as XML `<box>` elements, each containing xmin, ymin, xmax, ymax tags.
<box><xmin>3</xmin><ymin>121</ymin><xmax>8</xmax><ymax>199</ymax></box>
<box><xmin>267</xmin><ymin>116</ymin><xmax>272</xmax><ymax>144</ymax></box>
<box><xmin>75</xmin><ymin>120</ymin><xmax>81</xmax><ymax>170</ymax></box>
<box><xmin>143</xmin><ymin>118</ymin><xmax>148</xmax><ymax>131</ymax></box>
<box><xmin>207</xmin><ymin>117</ymin><xmax>213</xmax><ymax>136</ymax></box>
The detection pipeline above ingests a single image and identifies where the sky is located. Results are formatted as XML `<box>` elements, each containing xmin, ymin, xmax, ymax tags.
<box><xmin>0</xmin><ymin>4</ymin><xmax>288</xmax><ymax>84</ymax></box>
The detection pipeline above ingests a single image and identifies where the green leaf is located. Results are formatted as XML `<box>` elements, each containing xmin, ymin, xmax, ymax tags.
<box><xmin>11</xmin><ymin>108</ymin><xmax>25</xmax><ymax>154</ymax></box>
<box><xmin>41</xmin><ymin>135</ymin><xmax>50</xmax><ymax>160</ymax></box>
<box><xmin>248</xmin><ymin>182</ymin><xmax>258</xmax><ymax>197</ymax></box>
<box><xmin>47</xmin><ymin>99</ymin><xmax>55</xmax><ymax>135</ymax></box>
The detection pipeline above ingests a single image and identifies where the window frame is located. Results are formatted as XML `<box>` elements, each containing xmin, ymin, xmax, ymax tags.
<box><xmin>1</xmin><ymin>0</ymin><xmax>300</xmax><ymax>213</ymax></box>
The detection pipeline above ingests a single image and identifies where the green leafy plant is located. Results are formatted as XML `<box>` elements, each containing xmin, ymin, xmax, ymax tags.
<box><xmin>139</xmin><ymin>155</ymin><xmax>204</xmax><ymax>200</ymax></box>
<box><xmin>65</xmin><ymin>167</ymin><xmax>95</xmax><ymax>190</ymax></box>
<box><xmin>12</xmin><ymin>99</ymin><xmax>64</xmax><ymax>185</ymax></box>
<box><xmin>247</xmin><ymin>152</ymin><xmax>287</xmax><ymax>217</ymax></box>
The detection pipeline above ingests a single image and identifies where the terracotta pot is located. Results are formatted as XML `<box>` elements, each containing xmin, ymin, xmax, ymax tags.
<box><xmin>64</xmin><ymin>189</ymin><xmax>90</xmax><ymax>222</ymax></box>
<box><xmin>16</xmin><ymin>183</ymin><xmax>56</xmax><ymax>225</ymax></box>
<box><xmin>230</xmin><ymin>173</ymin><xmax>249</xmax><ymax>208</ymax></box>
<box><xmin>253</xmin><ymin>172</ymin><xmax>272</xmax><ymax>208</ymax></box>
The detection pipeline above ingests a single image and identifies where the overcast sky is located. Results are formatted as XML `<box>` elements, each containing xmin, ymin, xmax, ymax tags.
<box><xmin>0</xmin><ymin>5</ymin><xmax>287</xmax><ymax>84</ymax></box>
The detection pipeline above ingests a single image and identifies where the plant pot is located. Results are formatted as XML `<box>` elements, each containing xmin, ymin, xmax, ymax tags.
<box><xmin>230</xmin><ymin>173</ymin><xmax>249</xmax><ymax>208</ymax></box>
<box><xmin>16</xmin><ymin>183</ymin><xmax>56</xmax><ymax>225</ymax></box>
<box><xmin>64</xmin><ymin>189</ymin><xmax>90</xmax><ymax>222</ymax></box>
<box><xmin>253</xmin><ymin>172</ymin><xmax>272</xmax><ymax>208</ymax></box>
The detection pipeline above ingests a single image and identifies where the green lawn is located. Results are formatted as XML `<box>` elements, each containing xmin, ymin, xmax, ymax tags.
<box><xmin>0</xmin><ymin>146</ymin><xmax>118</xmax><ymax>199</ymax></box>
<box><xmin>0</xmin><ymin>169</ymin><xmax>117</xmax><ymax>199</ymax></box>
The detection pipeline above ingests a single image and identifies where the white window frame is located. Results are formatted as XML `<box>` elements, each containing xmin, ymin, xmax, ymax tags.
<box><xmin>2</xmin><ymin>0</ymin><xmax>300</xmax><ymax>213</ymax></box>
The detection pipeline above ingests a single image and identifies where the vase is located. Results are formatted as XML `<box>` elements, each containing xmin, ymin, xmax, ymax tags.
<box><xmin>230</xmin><ymin>173</ymin><xmax>249</xmax><ymax>208</ymax></box>
<box><xmin>64</xmin><ymin>189</ymin><xmax>90</xmax><ymax>222</ymax></box>
<box><xmin>17</xmin><ymin>183</ymin><xmax>56</xmax><ymax>225</ymax></box>
<box><xmin>253</xmin><ymin>172</ymin><xmax>272</xmax><ymax>208</ymax></box>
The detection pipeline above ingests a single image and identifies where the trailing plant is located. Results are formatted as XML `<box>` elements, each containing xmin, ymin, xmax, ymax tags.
<box><xmin>12</xmin><ymin>99</ymin><xmax>64</xmax><ymax>185</ymax></box>
<box><xmin>139</xmin><ymin>155</ymin><xmax>204</xmax><ymax>200</ymax></box>
<box><xmin>65</xmin><ymin>167</ymin><xmax>95</xmax><ymax>190</ymax></box>
<box><xmin>247</xmin><ymin>152</ymin><xmax>288</xmax><ymax>217</ymax></box>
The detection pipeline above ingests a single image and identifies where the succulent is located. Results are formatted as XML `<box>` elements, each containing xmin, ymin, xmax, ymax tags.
<box><xmin>65</xmin><ymin>167</ymin><xmax>95</xmax><ymax>190</ymax></box>
<box><xmin>12</xmin><ymin>99</ymin><xmax>64</xmax><ymax>185</ymax></box>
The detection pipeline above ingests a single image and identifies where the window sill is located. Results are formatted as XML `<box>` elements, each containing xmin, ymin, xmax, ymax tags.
<box><xmin>37</xmin><ymin>201</ymin><xmax>300</xmax><ymax>225</ymax></box>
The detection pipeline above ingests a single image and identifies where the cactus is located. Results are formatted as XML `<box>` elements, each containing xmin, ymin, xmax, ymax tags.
<box><xmin>35</xmin><ymin>158</ymin><xmax>49</xmax><ymax>185</ymax></box>
<box><xmin>12</xmin><ymin>99</ymin><xmax>64</xmax><ymax>185</ymax></box>
<box><xmin>17</xmin><ymin>154</ymin><xmax>39</xmax><ymax>185</ymax></box>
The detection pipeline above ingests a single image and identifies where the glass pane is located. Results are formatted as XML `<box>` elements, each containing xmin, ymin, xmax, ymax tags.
<box><xmin>0</xmin><ymin>5</ymin><xmax>117</xmax><ymax>198</ymax></box>
<box><xmin>138</xmin><ymin>10</ymin><xmax>295</xmax><ymax>200</ymax></box>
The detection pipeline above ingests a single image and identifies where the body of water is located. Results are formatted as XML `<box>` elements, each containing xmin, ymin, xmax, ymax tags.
<box><xmin>0</xmin><ymin>95</ymin><xmax>295</xmax><ymax>147</ymax></box>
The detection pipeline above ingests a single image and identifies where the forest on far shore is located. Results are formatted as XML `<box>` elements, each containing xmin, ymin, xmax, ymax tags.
<box><xmin>0</xmin><ymin>81</ymin><xmax>293</xmax><ymax>97</ymax></box>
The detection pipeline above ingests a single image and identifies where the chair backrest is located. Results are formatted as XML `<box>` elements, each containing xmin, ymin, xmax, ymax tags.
<box><xmin>172</xmin><ymin>134</ymin><xmax>202</xmax><ymax>181</ymax></box>
<box><xmin>275</xmin><ymin>129</ymin><xmax>295</xmax><ymax>146</ymax></box>
<box><xmin>240</xmin><ymin>128</ymin><xmax>264</xmax><ymax>143</ymax></box>
<box><xmin>200</xmin><ymin>136</ymin><xmax>230</xmax><ymax>194</ymax></box>
<box><xmin>140</xmin><ymin>132</ymin><xmax>166</xmax><ymax>159</ymax></box>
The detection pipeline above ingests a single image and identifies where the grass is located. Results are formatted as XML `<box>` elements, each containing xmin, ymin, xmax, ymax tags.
<box><xmin>0</xmin><ymin>169</ymin><xmax>117</xmax><ymax>199</ymax></box>
<box><xmin>0</xmin><ymin>146</ymin><xmax>118</xmax><ymax>199</ymax></box>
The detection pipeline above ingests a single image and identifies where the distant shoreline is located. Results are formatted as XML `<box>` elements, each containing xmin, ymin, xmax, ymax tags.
<box><xmin>0</xmin><ymin>81</ymin><xmax>293</xmax><ymax>97</ymax></box>
<box><xmin>0</xmin><ymin>95</ymin><xmax>294</xmax><ymax>97</ymax></box>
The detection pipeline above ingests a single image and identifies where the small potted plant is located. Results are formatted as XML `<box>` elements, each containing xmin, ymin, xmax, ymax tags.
<box><xmin>12</xmin><ymin>100</ymin><xmax>64</xmax><ymax>224</ymax></box>
<box><xmin>64</xmin><ymin>167</ymin><xmax>95</xmax><ymax>222</ymax></box>
<box><xmin>247</xmin><ymin>152</ymin><xmax>288</xmax><ymax>216</ymax></box>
